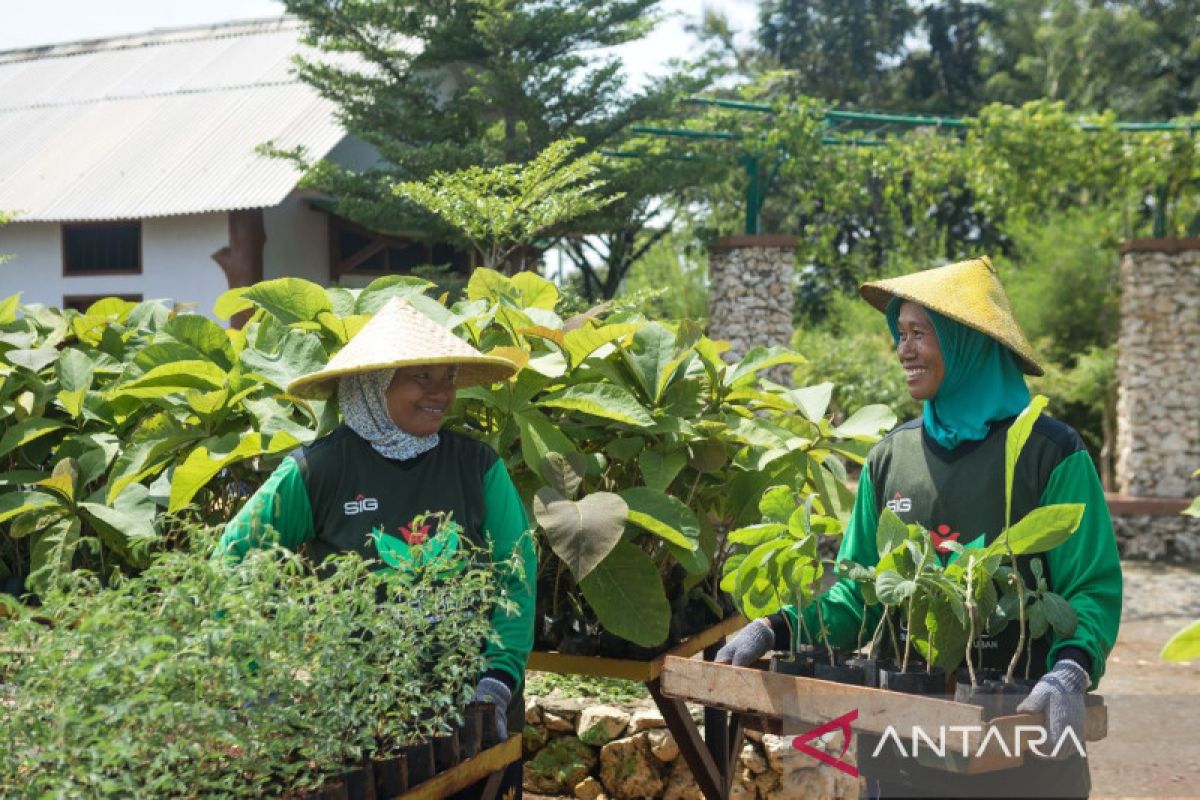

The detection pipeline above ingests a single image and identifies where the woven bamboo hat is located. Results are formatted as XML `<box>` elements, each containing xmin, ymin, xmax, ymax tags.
<box><xmin>286</xmin><ymin>297</ymin><xmax>518</xmax><ymax>400</ymax></box>
<box><xmin>859</xmin><ymin>256</ymin><xmax>1044</xmax><ymax>376</ymax></box>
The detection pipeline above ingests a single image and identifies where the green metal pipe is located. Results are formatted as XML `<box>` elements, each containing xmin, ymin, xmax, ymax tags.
<box><xmin>630</xmin><ymin>125</ymin><xmax>740</xmax><ymax>140</ymax></box>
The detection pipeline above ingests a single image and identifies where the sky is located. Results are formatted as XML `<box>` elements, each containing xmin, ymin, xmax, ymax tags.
<box><xmin>0</xmin><ymin>0</ymin><xmax>760</xmax><ymax>87</ymax></box>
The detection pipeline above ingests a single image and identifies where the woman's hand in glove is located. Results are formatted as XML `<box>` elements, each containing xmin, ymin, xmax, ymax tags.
<box><xmin>713</xmin><ymin>618</ymin><xmax>775</xmax><ymax>667</ymax></box>
<box><xmin>1016</xmin><ymin>658</ymin><xmax>1090</xmax><ymax>754</ymax></box>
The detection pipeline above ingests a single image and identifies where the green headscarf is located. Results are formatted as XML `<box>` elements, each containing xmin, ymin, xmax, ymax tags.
<box><xmin>886</xmin><ymin>298</ymin><xmax>1031</xmax><ymax>450</ymax></box>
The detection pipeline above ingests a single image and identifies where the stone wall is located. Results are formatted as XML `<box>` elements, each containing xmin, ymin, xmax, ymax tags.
<box><xmin>1116</xmin><ymin>241</ymin><xmax>1200</xmax><ymax>497</ymax></box>
<box><xmin>708</xmin><ymin>236</ymin><xmax>797</xmax><ymax>383</ymax></box>
<box><xmin>524</xmin><ymin>693</ymin><xmax>859</xmax><ymax>800</ymax></box>
<box><xmin>1114</xmin><ymin>240</ymin><xmax>1200</xmax><ymax>560</ymax></box>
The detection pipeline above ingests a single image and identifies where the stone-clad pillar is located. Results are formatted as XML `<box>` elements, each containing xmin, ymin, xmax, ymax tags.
<box><xmin>1113</xmin><ymin>238</ymin><xmax>1200</xmax><ymax>560</ymax></box>
<box><xmin>707</xmin><ymin>235</ymin><xmax>797</xmax><ymax>381</ymax></box>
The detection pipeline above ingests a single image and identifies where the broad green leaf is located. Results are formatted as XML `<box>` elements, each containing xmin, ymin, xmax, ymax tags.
<box><xmin>758</xmin><ymin>485</ymin><xmax>794</xmax><ymax>523</ymax></box>
<box><xmin>213</xmin><ymin>286</ymin><xmax>255</xmax><ymax>321</ymax></box>
<box><xmin>467</xmin><ymin>268</ymin><xmax>519</xmax><ymax>305</ymax></box>
<box><xmin>534</xmin><ymin>487</ymin><xmax>627</xmax><ymax>582</ymax></box>
<box><xmin>987</xmin><ymin>503</ymin><xmax>1084</xmax><ymax>557</ymax></box>
<box><xmin>1028</xmin><ymin>600</ymin><xmax>1048</xmax><ymax>639</ymax></box>
<box><xmin>579</xmin><ymin>542</ymin><xmax>671</xmax><ymax>647</ymax></box>
<box><xmin>0</xmin><ymin>491</ymin><xmax>63</xmax><ymax>528</ymax></box>
<box><xmin>168</xmin><ymin>431</ymin><xmax>300</xmax><ymax>512</ymax></box>
<box><xmin>876</xmin><ymin>509</ymin><xmax>909</xmax><ymax>556</ymax></box>
<box><xmin>515</xmin><ymin>409</ymin><xmax>582</xmax><ymax>483</ymax></box>
<box><xmin>833</xmin><ymin>404</ymin><xmax>897</xmax><ymax>440</ymax></box>
<box><xmin>356</xmin><ymin>275</ymin><xmax>435</xmax><ymax>313</ymax></box>
<box><xmin>538</xmin><ymin>384</ymin><xmax>654</xmax><ymax>427</ymax></box>
<box><xmin>511</xmin><ymin>271</ymin><xmax>559</xmax><ymax>310</ymax></box>
<box><xmin>163</xmin><ymin>314</ymin><xmax>236</xmax><ymax>371</ymax></box>
<box><xmin>1183</xmin><ymin>496</ymin><xmax>1200</xmax><ymax>519</ymax></box>
<box><xmin>787</xmin><ymin>382</ymin><xmax>834</xmax><ymax>422</ymax></box>
<box><xmin>619</xmin><ymin>487</ymin><xmax>699</xmax><ymax>551</ymax></box>
<box><xmin>638</xmin><ymin>448</ymin><xmax>686</xmax><ymax>493</ymax></box>
<box><xmin>240</xmin><ymin>328</ymin><xmax>329</xmax><ymax>392</ymax></box>
<box><xmin>623</xmin><ymin>323</ymin><xmax>675</xmax><ymax>402</ymax></box>
<box><xmin>0</xmin><ymin>293</ymin><xmax>20</xmax><ymax>323</ymax></box>
<box><xmin>243</xmin><ymin>277</ymin><xmax>332</xmax><ymax>325</ymax></box>
<box><xmin>728</xmin><ymin>523</ymin><xmax>787</xmax><ymax>546</ymax></box>
<box><xmin>875</xmin><ymin>570</ymin><xmax>917</xmax><ymax>606</ymax></box>
<box><xmin>1005</xmin><ymin>395</ymin><xmax>1049</xmax><ymax>527</ymax></box>
<box><xmin>724</xmin><ymin>346</ymin><xmax>807</xmax><ymax>387</ymax></box>
<box><xmin>541</xmin><ymin>451</ymin><xmax>585</xmax><ymax>500</ymax></box>
<box><xmin>0</xmin><ymin>418</ymin><xmax>65</xmax><ymax>459</ymax></box>
<box><xmin>10</xmin><ymin>505</ymin><xmax>67</xmax><ymax>539</ymax></box>
<box><xmin>1040</xmin><ymin>592</ymin><xmax>1077</xmax><ymax>639</ymax></box>
<box><xmin>5</xmin><ymin>348</ymin><xmax>58</xmax><ymax>373</ymax></box>
<box><xmin>111</xmin><ymin>361</ymin><xmax>228</xmax><ymax>397</ymax></box>
<box><xmin>107</xmin><ymin>415</ymin><xmax>206</xmax><ymax>502</ymax></box>
<box><xmin>80</xmin><ymin>484</ymin><xmax>159</xmax><ymax>566</ymax></box>
<box><xmin>55</xmin><ymin>347</ymin><xmax>94</xmax><ymax>392</ymax></box>
<box><xmin>27</xmin><ymin>517</ymin><xmax>81</xmax><ymax>596</ymax></box>
<box><xmin>1161</xmin><ymin>619</ymin><xmax>1200</xmax><ymax>662</ymax></box>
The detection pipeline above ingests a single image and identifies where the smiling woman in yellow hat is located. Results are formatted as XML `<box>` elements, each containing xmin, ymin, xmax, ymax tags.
<box><xmin>717</xmin><ymin>257</ymin><xmax>1122</xmax><ymax>798</ymax></box>
<box><xmin>215</xmin><ymin>298</ymin><xmax>533</xmax><ymax>797</ymax></box>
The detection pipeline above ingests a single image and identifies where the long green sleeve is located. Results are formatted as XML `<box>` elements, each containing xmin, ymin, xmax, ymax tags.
<box><xmin>214</xmin><ymin>457</ymin><xmax>315</xmax><ymax>560</ymax></box>
<box><xmin>480</xmin><ymin>459</ymin><xmax>536</xmax><ymax>686</ymax></box>
<box><xmin>777</xmin><ymin>469</ymin><xmax>882</xmax><ymax>651</ymax></box>
<box><xmin>1041</xmin><ymin>449</ymin><xmax>1122</xmax><ymax>686</ymax></box>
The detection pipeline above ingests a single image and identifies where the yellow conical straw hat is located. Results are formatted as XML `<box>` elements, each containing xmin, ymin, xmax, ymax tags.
<box><xmin>287</xmin><ymin>297</ymin><xmax>518</xmax><ymax>400</ymax></box>
<box><xmin>859</xmin><ymin>256</ymin><xmax>1044</xmax><ymax>377</ymax></box>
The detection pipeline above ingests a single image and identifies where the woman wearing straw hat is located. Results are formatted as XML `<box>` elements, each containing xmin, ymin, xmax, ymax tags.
<box><xmin>716</xmin><ymin>257</ymin><xmax>1121</xmax><ymax>798</ymax></box>
<box><xmin>216</xmin><ymin>297</ymin><xmax>534</xmax><ymax>796</ymax></box>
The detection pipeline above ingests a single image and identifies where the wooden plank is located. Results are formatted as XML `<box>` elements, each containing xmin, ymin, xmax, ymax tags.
<box><xmin>395</xmin><ymin>734</ymin><xmax>521</xmax><ymax>800</ymax></box>
<box><xmin>527</xmin><ymin>616</ymin><xmax>746</xmax><ymax>681</ymax></box>
<box><xmin>660</xmin><ymin>656</ymin><xmax>984</xmax><ymax>737</ymax></box>
<box><xmin>648</xmin><ymin>679</ymin><xmax>726</xmax><ymax>800</ymax></box>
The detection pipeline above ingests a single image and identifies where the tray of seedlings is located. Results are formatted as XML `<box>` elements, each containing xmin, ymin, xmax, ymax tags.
<box><xmin>688</xmin><ymin>407</ymin><xmax>1109</xmax><ymax>773</ymax></box>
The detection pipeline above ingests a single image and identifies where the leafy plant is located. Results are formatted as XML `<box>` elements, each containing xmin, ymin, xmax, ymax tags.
<box><xmin>0</xmin><ymin>529</ymin><xmax>501</xmax><ymax>797</ymax></box>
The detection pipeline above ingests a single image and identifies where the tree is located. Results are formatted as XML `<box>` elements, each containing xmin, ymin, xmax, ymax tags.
<box><xmin>755</xmin><ymin>0</ymin><xmax>915</xmax><ymax>108</ymax></box>
<box><xmin>279</xmin><ymin>0</ymin><xmax>707</xmax><ymax>282</ymax></box>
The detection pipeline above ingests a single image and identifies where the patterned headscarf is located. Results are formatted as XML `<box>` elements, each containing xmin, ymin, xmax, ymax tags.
<box><xmin>338</xmin><ymin>370</ymin><xmax>440</xmax><ymax>461</ymax></box>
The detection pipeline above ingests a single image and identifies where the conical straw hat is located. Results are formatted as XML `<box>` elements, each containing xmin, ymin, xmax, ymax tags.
<box><xmin>859</xmin><ymin>256</ymin><xmax>1044</xmax><ymax>376</ymax></box>
<box><xmin>287</xmin><ymin>297</ymin><xmax>518</xmax><ymax>399</ymax></box>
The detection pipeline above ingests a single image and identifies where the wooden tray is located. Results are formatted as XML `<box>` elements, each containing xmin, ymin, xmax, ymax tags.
<box><xmin>659</xmin><ymin>657</ymin><xmax>1106</xmax><ymax>774</ymax></box>
<box><xmin>527</xmin><ymin>615</ymin><xmax>746</xmax><ymax>681</ymax></box>
<box><xmin>394</xmin><ymin>734</ymin><xmax>522</xmax><ymax>799</ymax></box>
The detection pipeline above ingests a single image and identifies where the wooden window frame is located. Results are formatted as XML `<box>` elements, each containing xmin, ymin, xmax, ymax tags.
<box><xmin>61</xmin><ymin>221</ymin><xmax>143</xmax><ymax>277</ymax></box>
<box><xmin>62</xmin><ymin>293</ymin><xmax>144</xmax><ymax>313</ymax></box>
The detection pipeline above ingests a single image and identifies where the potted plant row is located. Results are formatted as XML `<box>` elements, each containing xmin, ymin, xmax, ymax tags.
<box><xmin>723</xmin><ymin>396</ymin><xmax>1086</xmax><ymax>718</ymax></box>
<box><xmin>0</xmin><ymin>520</ymin><xmax>520</xmax><ymax>799</ymax></box>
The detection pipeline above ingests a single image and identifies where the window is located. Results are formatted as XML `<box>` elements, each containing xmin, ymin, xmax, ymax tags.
<box><xmin>329</xmin><ymin>215</ymin><xmax>470</xmax><ymax>279</ymax></box>
<box><xmin>62</xmin><ymin>222</ymin><xmax>141</xmax><ymax>275</ymax></box>
<box><xmin>63</xmin><ymin>294</ymin><xmax>143</xmax><ymax>313</ymax></box>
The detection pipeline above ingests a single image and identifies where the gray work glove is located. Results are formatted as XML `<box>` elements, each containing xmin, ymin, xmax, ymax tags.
<box><xmin>1016</xmin><ymin>659</ymin><xmax>1090</xmax><ymax>753</ymax></box>
<box><xmin>473</xmin><ymin>676</ymin><xmax>512</xmax><ymax>742</ymax></box>
<box><xmin>714</xmin><ymin>618</ymin><xmax>775</xmax><ymax>667</ymax></box>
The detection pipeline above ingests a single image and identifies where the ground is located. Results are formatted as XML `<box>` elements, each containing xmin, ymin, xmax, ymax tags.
<box><xmin>527</xmin><ymin>559</ymin><xmax>1200</xmax><ymax>800</ymax></box>
<box><xmin>1089</xmin><ymin>560</ymin><xmax>1200</xmax><ymax>799</ymax></box>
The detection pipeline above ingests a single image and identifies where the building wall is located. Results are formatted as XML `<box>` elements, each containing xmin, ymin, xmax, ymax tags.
<box><xmin>0</xmin><ymin>193</ymin><xmax>335</xmax><ymax>319</ymax></box>
<box><xmin>0</xmin><ymin>214</ymin><xmax>230</xmax><ymax>314</ymax></box>
<box><xmin>262</xmin><ymin>192</ymin><xmax>329</xmax><ymax>285</ymax></box>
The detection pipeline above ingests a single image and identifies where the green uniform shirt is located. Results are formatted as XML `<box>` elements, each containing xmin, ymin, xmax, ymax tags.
<box><xmin>216</xmin><ymin>426</ymin><xmax>536</xmax><ymax>689</ymax></box>
<box><xmin>779</xmin><ymin>414</ymin><xmax>1122</xmax><ymax>687</ymax></box>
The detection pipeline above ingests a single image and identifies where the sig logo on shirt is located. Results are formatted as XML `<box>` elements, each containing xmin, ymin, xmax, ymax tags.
<box><xmin>885</xmin><ymin>492</ymin><xmax>912</xmax><ymax>513</ymax></box>
<box><xmin>344</xmin><ymin>492</ymin><xmax>379</xmax><ymax>515</ymax></box>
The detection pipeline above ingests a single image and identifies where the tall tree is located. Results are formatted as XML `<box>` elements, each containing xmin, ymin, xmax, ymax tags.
<box><xmin>280</xmin><ymin>0</ymin><xmax>705</xmax><ymax>282</ymax></box>
<box><xmin>755</xmin><ymin>0</ymin><xmax>916</xmax><ymax>107</ymax></box>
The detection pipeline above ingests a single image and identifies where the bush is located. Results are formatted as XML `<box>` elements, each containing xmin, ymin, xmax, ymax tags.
<box><xmin>0</xmin><ymin>529</ymin><xmax>500</xmax><ymax>797</ymax></box>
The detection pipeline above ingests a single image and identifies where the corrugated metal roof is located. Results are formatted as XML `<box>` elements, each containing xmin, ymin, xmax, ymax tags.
<box><xmin>0</xmin><ymin>18</ymin><xmax>355</xmax><ymax>222</ymax></box>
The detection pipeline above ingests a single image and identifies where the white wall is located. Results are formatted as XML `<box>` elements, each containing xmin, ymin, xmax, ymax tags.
<box><xmin>0</xmin><ymin>214</ymin><xmax>231</xmax><ymax>316</ymax></box>
<box><xmin>262</xmin><ymin>192</ymin><xmax>329</xmax><ymax>285</ymax></box>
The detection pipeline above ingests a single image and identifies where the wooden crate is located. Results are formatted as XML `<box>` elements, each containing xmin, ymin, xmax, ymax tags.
<box><xmin>659</xmin><ymin>656</ymin><xmax>1107</xmax><ymax>774</ymax></box>
<box><xmin>395</xmin><ymin>734</ymin><xmax>522</xmax><ymax>800</ymax></box>
<box><xmin>527</xmin><ymin>615</ymin><xmax>746</xmax><ymax>681</ymax></box>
